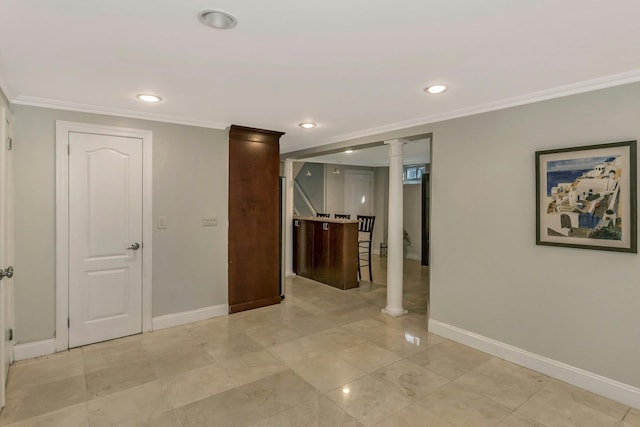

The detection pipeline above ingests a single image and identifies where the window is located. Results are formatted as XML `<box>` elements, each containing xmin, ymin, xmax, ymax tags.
<box><xmin>403</xmin><ymin>164</ymin><xmax>427</xmax><ymax>184</ymax></box>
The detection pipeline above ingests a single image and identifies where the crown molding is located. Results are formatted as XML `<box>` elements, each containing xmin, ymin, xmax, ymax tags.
<box><xmin>324</xmin><ymin>69</ymin><xmax>640</xmax><ymax>145</ymax></box>
<box><xmin>11</xmin><ymin>96</ymin><xmax>230</xmax><ymax>130</ymax></box>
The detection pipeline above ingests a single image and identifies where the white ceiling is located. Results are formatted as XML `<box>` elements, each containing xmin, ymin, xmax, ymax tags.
<box><xmin>303</xmin><ymin>138</ymin><xmax>430</xmax><ymax>167</ymax></box>
<box><xmin>1</xmin><ymin>1</ymin><xmax>640</xmax><ymax>153</ymax></box>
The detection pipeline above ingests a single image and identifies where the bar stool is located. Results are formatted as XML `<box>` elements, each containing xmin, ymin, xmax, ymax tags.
<box><xmin>316</xmin><ymin>213</ymin><xmax>330</xmax><ymax>218</ymax></box>
<box><xmin>334</xmin><ymin>213</ymin><xmax>351</xmax><ymax>219</ymax></box>
<box><xmin>357</xmin><ymin>215</ymin><xmax>375</xmax><ymax>282</ymax></box>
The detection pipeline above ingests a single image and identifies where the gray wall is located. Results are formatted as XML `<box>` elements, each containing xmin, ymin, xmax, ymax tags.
<box><xmin>12</xmin><ymin>105</ymin><xmax>229</xmax><ymax>344</ymax></box>
<box><xmin>294</xmin><ymin>162</ymin><xmax>325</xmax><ymax>215</ymax></box>
<box><xmin>0</xmin><ymin>86</ymin><xmax>8</xmax><ymax>108</ymax></box>
<box><xmin>402</xmin><ymin>183</ymin><xmax>422</xmax><ymax>260</ymax></box>
<box><xmin>372</xmin><ymin>167</ymin><xmax>389</xmax><ymax>254</ymax></box>
<box><xmin>336</xmin><ymin>82</ymin><xmax>640</xmax><ymax>389</ymax></box>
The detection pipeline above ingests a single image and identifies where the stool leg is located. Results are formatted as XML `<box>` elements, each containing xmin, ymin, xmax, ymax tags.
<box><xmin>368</xmin><ymin>241</ymin><xmax>373</xmax><ymax>281</ymax></box>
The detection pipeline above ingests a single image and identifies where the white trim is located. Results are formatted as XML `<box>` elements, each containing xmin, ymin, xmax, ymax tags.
<box><xmin>428</xmin><ymin>319</ymin><xmax>640</xmax><ymax>410</ymax></box>
<box><xmin>14</xmin><ymin>339</ymin><xmax>56</xmax><ymax>361</ymax></box>
<box><xmin>323</xmin><ymin>69</ymin><xmax>640</xmax><ymax>145</ymax></box>
<box><xmin>13</xmin><ymin>96</ymin><xmax>229</xmax><ymax>131</ymax></box>
<box><xmin>152</xmin><ymin>304</ymin><xmax>228</xmax><ymax>331</ymax></box>
<box><xmin>55</xmin><ymin>121</ymin><xmax>153</xmax><ymax>352</ymax></box>
<box><xmin>141</xmin><ymin>129</ymin><xmax>153</xmax><ymax>333</ymax></box>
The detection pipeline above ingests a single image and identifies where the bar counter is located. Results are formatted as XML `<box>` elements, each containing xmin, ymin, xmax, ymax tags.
<box><xmin>292</xmin><ymin>216</ymin><xmax>359</xmax><ymax>290</ymax></box>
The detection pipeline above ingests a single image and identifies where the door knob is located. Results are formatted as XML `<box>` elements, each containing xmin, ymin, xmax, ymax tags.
<box><xmin>127</xmin><ymin>243</ymin><xmax>141</xmax><ymax>250</ymax></box>
<box><xmin>0</xmin><ymin>266</ymin><xmax>13</xmax><ymax>280</ymax></box>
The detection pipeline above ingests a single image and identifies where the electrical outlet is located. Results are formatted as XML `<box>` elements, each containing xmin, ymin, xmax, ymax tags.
<box><xmin>158</xmin><ymin>216</ymin><xmax>167</xmax><ymax>229</ymax></box>
<box><xmin>202</xmin><ymin>216</ymin><xmax>217</xmax><ymax>226</ymax></box>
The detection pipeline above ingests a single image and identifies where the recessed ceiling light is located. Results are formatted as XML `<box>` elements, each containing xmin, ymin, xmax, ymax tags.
<box><xmin>299</xmin><ymin>122</ymin><xmax>317</xmax><ymax>129</ymax></box>
<box><xmin>137</xmin><ymin>94</ymin><xmax>162</xmax><ymax>103</ymax></box>
<box><xmin>198</xmin><ymin>10</ymin><xmax>237</xmax><ymax>29</ymax></box>
<box><xmin>345</xmin><ymin>150</ymin><xmax>354</xmax><ymax>154</ymax></box>
<box><xmin>425</xmin><ymin>85</ymin><xmax>447</xmax><ymax>94</ymax></box>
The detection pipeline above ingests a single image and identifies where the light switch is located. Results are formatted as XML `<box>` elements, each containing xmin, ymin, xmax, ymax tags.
<box><xmin>202</xmin><ymin>216</ymin><xmax>217</xmax><ymax>226</ymax></box>
<box><xmin>158</xmin><ymin>216</ymin><xmax>167</xmax><ymax>229</ymax></box>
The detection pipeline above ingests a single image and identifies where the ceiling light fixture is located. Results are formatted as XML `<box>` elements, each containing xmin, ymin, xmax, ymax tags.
<box><xmin>198</xmin><ymin>10</ymin><xmax>237</xmax><ymax>29</ymax></box>
<box><xmin>345</xmin><ymin>150</ymin><xmax>354</xmax><ymax>154</ymax></box>
<box><xmin>137</xmin><ymin>94</ymin><xmax>162</xmax><ymax>103</ymax></box>
<box><xmin>299</xmin><ymin>122</ymin><xmax>317</xmax><ymax>129</ymax></box>
<box><xmin>425</xmin><ymin>84</ymin><xmax>447</xmax><ymax>94</ymax></box>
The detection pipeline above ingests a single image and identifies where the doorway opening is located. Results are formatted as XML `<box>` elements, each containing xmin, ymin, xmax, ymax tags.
<box><xmin>282</xmin><ymin>133</ymin><xmax>432</xmax><ymax>315</ymax></box>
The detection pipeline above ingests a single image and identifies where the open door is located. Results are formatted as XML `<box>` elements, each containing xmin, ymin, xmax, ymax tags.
<box><xmin>0</xmin><ymin>98</ymin><xmax>15</xmax><ymax>409</ymax></box>
<box><xmin>421</xmin><ymin>173</ymin><xmax>430</xmax><ymax>266</ymax></box>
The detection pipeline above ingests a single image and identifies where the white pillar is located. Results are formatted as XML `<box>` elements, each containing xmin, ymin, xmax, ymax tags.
<box><xmin>284</xmin><ymin>159</ymin><xmax>296</xmax><ymax>277</ymax></box>
<box><xmin>382</xmin><ymin>139</ymin><xmax>408</xmax><ymax>317</ymax></box>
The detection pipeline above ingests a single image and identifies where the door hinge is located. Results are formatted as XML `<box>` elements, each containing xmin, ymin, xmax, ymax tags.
<box><xmin>68</xmin><ymin>317</ymin><xmax>70</xmax><ymax>328</ymax></box>
<box><xmin>8</xmin><ymin>329</ymin><xmax>13</xmax><ymax>341</ymax></box>
<box><xmin>7</xmin><ymin>138</ymin><xmax>12</xmax><ymax>150</ymax></box>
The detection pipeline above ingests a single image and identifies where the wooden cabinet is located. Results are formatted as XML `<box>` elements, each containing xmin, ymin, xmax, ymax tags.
<box><xmin>293</xmin><ymin>218</ymin><xmax>358</xmax><ymax>290</ymax></box>
<box><xmin>228</xmin><ymin>125</ymin><xmax>284</xmax><ymax>313</ymax></box>
<box><xmin>293</xmin><ymin>219</ymin><xmax>314</xmax><ymax>278</ymax></box>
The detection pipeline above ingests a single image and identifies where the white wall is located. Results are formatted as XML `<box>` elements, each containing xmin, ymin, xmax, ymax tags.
<box><xmin>324</xmin><ymin>163</ymin><xmax>387</xmax><ymax>252</ymax></box>
<box><xmin>324</xmin><ymin>163</ymin><xmax>378</xmax><ymax>216</ymax></box>
<box><xmin>334</xmin><ymin>82</ymin><xmax>640</xmax><ymax>390</ymax></box>
<box><xmin>12</xmin><ymin>105</ymin><xmax>229</xmax><ymax>344</ymax></box>
<box><xmin>403</xmin><ymin>183</ymin><xmax>422</xmax><ymax>260</ymax></box>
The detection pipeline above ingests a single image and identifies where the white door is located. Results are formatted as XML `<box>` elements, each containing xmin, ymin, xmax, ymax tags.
<box><xmin>0</xmin><ymin>100</ymin><xmax>14</xmax><ymax>408</ymax></box>
<box><xmin>68</xmin><ymin>132</ymin><xmax>143</xmax><ymax>348</ymax></box>
<box><xmin>345</xmin><ymin>170</ymin><xmax>374</xmax><ymax>218</ymax></box>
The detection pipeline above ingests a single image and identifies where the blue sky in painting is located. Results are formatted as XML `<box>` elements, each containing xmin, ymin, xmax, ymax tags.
<box><xmin>547</xmin><ymin>155</ymin><xmax>618</xmax><ymax>172</ymax></box>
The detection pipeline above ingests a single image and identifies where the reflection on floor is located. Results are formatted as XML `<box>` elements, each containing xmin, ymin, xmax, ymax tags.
<box><xmin>1</xmin><ymin>256</ymin><xmax>638</xmax><ymax>426</ymax></box>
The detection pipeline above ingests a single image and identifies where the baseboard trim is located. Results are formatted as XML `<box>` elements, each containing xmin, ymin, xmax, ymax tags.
<box><xmin>152</xmin><ymin>304</ymin><xmax>228</xmax><ymax>331</ymax></box>
<box><xmin>428</xmin><ymin>319</ymin><xmax>640</xmax><ymax>410</ymax></box>
<box><xmin>14</xmin><ymin>339</ymin><xmax>56</xmax><ymax>361</ymax></box>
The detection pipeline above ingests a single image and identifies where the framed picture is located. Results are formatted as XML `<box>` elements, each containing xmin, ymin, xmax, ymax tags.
<box><xmin>536</xmin><ymin>140</ymin><xmax>637</xmax><ymax>253</ymax></box>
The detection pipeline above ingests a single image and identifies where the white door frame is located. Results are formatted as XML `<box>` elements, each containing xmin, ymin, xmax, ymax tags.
<box><xmin>0</xmin><ymin>95</ymin><xmax>14</xmax><ymax>408</ymax></box>
<box><xmin>55</xmin><ymin>121</ymin><xmax>153</xmax><ymax>352</ymax></box>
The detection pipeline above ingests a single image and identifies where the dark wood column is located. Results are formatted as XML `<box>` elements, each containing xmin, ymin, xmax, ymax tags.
<box><xmin>228</xmin><ymin>125</ymin><xmax>285</xmax><ymax>313</ymax></box>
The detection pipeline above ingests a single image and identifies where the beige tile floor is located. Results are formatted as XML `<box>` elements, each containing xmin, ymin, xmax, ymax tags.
<box><xmin>1</xmin><ymin>256</ymin><xmax>639</xmax><ymax>426</ymax></box>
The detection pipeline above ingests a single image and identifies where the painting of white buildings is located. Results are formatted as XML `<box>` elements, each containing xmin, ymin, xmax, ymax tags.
<box><xmin>536</xmin><ymin>141</ymin><xmax>636</xmax><ymax>252</ymax></box>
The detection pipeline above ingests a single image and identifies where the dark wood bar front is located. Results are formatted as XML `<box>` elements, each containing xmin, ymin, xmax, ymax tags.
<box><xmin>293</xmin><ymin>217</ymin><xmax>359</xmax><ymax>290</ymax></box>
